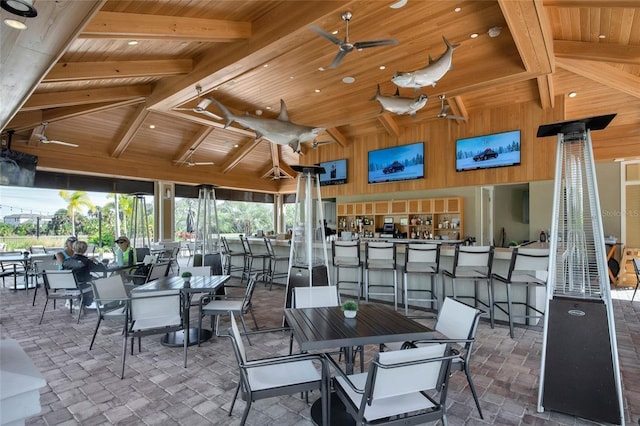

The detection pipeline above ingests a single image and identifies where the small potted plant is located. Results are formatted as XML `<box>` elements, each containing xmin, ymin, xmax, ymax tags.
<box><xmin>181</xmin><ymin>271</ymin><xmax>192</xmax><ymax>287</ymax></box>
<box><xmin>342</xmin><ymin>301</ymin><xmax>358</xmax><ymax>319</ymax></box>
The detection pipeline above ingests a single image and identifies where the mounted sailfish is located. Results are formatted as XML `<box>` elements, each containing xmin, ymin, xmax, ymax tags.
<box><xmin>210</xmin><ymin>99</ymin><xmax>324</xmax><ymax>154</ymax></box>
<box><xmin>391</xmin><ymin>36</ymin><xmax>459</xmax><ymax>90</ymax></box>
<box><xmin>372</xmin><ymin>84</ymin><xmax>427</xmax><ymax>117</ymax></box>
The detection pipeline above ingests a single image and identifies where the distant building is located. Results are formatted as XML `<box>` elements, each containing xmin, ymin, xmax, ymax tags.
<box><xmin>3</xmin><ymin>213</ymin><xmax>52</xmax><ymax>227</ymax></box>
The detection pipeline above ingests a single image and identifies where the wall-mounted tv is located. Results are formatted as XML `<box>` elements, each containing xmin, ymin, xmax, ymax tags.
<box><xmin>456</xmin><ymin>130</ymin><xmax>521</xmax><ymax>172</ymax></box>
<box><xmin>317</xmin><ymin>158</ymin><xmax>347</xmax><ymax>186</ymax></box>
<box><xmin>0</xmin><ymin>149</ymin><xmax>38</xmax><ymax>187</ymax></box>
<box><xmin>368</xmin><ymin>142</ymin><xmax>424</xmax><ymax>184</ymax></box>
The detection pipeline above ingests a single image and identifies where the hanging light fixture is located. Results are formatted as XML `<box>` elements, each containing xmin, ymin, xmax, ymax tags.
<box><xmin>1</xmin><ymin>0</ymin><xmax>38</xmax><ymax>17</ymax></box>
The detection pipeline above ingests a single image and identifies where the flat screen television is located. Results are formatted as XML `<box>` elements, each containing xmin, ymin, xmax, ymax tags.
<box><xmin>455</xmin><ymin>130</ymin><xmax>521</xmax><ymax>172</ymax></box>
<box><xmin>317</xmin><ymin>158</ymin><xmax>347</xmax><ymax>186</ymax></box>
<box><xmin>368</xmin><ymin>142</ymin><xmax>424</xmax><ymax>184</ymax></box>
<box><xmin>0</xmin><ymin>148</ymin><xmax>38</xmax><ymax>187</ymax></box>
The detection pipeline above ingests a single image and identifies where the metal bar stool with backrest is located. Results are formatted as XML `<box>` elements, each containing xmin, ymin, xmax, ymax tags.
<box><xmin>221</xmin><ymin>236</ymin><xmax>245</xmax><ymax>278</ymax></box>
<box><xmin>441</xmin><ymin>245</ymin><xmax>495</xmax><ymax>326</ymax></box>
<box><xmin>239</xmin><ymin>236</ymin><xmax>269</xmax><ymax>285</ymax></box>
<box><xmin>491</xmin><ymin>247</ymin><xmax>549</xmax><ymax>338</ymax></box>
<box><xmin>332</xmin><ymin>240</ymin><xmax>363</xmax><ymax>301</ymax></box>
<box><xmin>364</xmin><ymin>242</ymin><xmax>398</xmax><ymax>311</ymax></box>
<box><xmin>403</xmin><ymin>243</ymin><xmax>441</xmax><ymax>316</ymax></box>
<box><xmin>263</xmin><ymin>237</ymin><xmax>289</xmax><ymax>290</ymax></box>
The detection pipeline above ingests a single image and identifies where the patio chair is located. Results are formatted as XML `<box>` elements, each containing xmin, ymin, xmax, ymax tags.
<box><xmin>221</xmin><ymin>236</ymin><xmax>245</xmax><ymax>278</ymax></box>
<box><xmin>239</xmin><ymin>236</ymin><xmax>269</xmax><ymax>285</ymax></box>
<box><xmin>39</xmin><ymin>270</ymin><xmax>92</xmax><ymax>324</ymax></box>
<box><xmin>396</xmin><ymin>297</ymin><xmax>486</xmax><ymax>419</ymax></box>
<box><xmin>122</xmin><ymin>289</ymin><xmax>185</xmax><ymax>378</ymax></box>
<box><xmin>89</xmin><ymin>275</ymin><xmax>129</xmax><ymax>350</ymax></box>
<box><xmin>364</xmin><ymin>242</ymin><xmax>398</xmax><ymax>310</ymax></box>
<box><xmin>263</xmin><ymin>237</ymin><xmax>289</xmax><ymax>290</ymax></box>
<box><xmin>326</xmin><ymin>343</ymin><xmax>454</xmax><ymax>425</ymax></box>
<box><xmin>197</xmin><ymin>273</ymin><xmax>259</xmax><ymax>346</ymax></box>
<box><xmin>632</xmin><ymin>258</ymin><xmax>640</xmax><ymax>302</ymax></box>
<box><xmin>226</xmin><ymin>313</ymin><xmax>329</xmax><ymax>426</ymax></box>
<box><xmin>332</xmin><ymin>240</ymin><xmax>363</xmax><ymax>300</ymax></box>
<box><xmin>403</xmin><ymin>243</ymin><xmax>441</xmax><ymax>315</ymax></box>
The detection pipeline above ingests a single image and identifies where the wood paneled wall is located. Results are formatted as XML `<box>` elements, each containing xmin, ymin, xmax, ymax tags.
<box><xmin>308</xmin><ymin>96</ymin><xmax>566</xmax><ymax>198</ymax></box>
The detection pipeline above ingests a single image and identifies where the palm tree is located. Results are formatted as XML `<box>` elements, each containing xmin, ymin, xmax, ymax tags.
<box><xmin>59</xmin><ymin>190</ymin><xmax>95</xmax><ymax>236</ymax></box>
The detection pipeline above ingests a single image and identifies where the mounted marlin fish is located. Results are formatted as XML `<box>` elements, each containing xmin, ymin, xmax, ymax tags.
<box><xmin>391</xmin><ymin>36</ymin><xmax>460</xmax><ymax>90</ymax></box>
<box><xmin>210</xmin><ymin>98</ymin><xmax>323</xmax><ymax>154</ymax></box>
<box><xmin>372</xmin><ymin>84</ymin><xmax>427</xmax><ymax>117</ymax></box>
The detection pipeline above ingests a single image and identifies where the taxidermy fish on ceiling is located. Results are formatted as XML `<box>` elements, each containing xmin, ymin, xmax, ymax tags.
<box><xmin>211</xmin><ymin>99</ymin><xmax>324</xmax><ymax>154</ymax></box>
<box><xmin>372</xmin><ymin>84</ymin><xmax>427</xmax><ymax>117</ymax></box>
<box><xmin>391</xmin><ymin>36</ymin><xmax>459</xmax><ymax>90</ymax></box>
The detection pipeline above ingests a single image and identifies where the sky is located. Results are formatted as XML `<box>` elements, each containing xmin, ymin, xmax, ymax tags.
<box><xmin>0</xmin><ymin>186</ymin><xmax>112</xmax><ymax>218</ymax></box>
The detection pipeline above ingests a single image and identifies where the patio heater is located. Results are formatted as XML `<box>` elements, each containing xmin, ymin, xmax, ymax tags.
<box><xmin>283</xmin><ymin>165</ymin><xmax>331</xmax><ymax>311</ymax></box>
<box><xmin>536</xmin><ymin>114</ymin><xmax>624</xmax><ymax>425</ymax></box>
<box><xmin>193</xmin><ymin>184</ymin><xmax>222</xmax><ymax>273</ymax></box>
<box><xmin>129</xmin><ymin>193</ymin><xmax>150</xmax><ymax>249</ymax></box>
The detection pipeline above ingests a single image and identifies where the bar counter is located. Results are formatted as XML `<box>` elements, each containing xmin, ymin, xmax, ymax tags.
<box><xmin>226</xmin><ymin>237</ymin><xmax>548</xmax><ymax>325</ymax></box>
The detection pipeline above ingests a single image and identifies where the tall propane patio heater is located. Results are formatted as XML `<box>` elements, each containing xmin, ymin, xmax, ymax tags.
<box><xmin>283</xmin><ymin>165</ymin><xmax>331</xmax><ymax>312</ymax></box>
<box><xmin>536</xmin><ymin>114</ymin><xmax>624</xmax><ymax>425</ymax></box>
<box><xmin>193</xmin><ymin>184</ymin><xmax>222</xmax><ymax>273</ymax></box>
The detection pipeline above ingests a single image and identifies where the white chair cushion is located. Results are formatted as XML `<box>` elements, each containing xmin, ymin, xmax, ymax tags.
<box><xmin>132</xmin><ymin>315</ymin><xmax>181</xmax><ymax>331</ymax></box>
<box><xmin>246</xmin><ymin>359</ymin><xmax>320</xmax><ymax>391</ymax></box>
<box><xmin>202</xmin><ymin>300</ymin><xmax>243</xmax><ymax>314</ymax></box>
<box><xmin>367</xmin><ymin>260</ymin><xmax>395</xmax><ymax>269</ymax></box>
<box><xmin>335</xmin><ymin>373</ymin><xmax>434</xmax><ymax>421</ymax></box>
<box><xmin>405</xmin><ymin>263</ymin><xmax>436</xmax><ymax>273</ymax></box>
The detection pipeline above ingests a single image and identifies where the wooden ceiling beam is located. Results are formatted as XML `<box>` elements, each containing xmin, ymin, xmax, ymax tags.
<box><xmin>146</xmin><ymin>1</ymin><xmax>355</xmax><ymax>110</ymax></box>
<box><xmin>543</xmin><ymin>1</ymin><xmax>640</xmax><ymax>7</ymax></box>
<box><xmin>556</xmin><ymin>57</ymin><xmax>640</xmax><ymax>98</ymax></box>
<box><xmin>44</xmin><ymin>59</ymin><xmax>192</xmax><ymax>83</ymax></box>
<box><xmin>325</xmin><ymin>127</ymin><xmax>348</xmax><ymax>148</ymax></box>
<box><xmin>220</xmin><ymin>138</ymin><xmax>263</xmax><ymax>174</ymax></box>
<box><xmin>81</xmin><ymin>11</ymin><xmax>251</xmax><ymax>41</ymax></box>
<box><xmin>554</xmin><ymin>40</ymin><xmax>640</xmax><ymax>65</ymax></box>
<box><xmin>110</xmin><ymin>103</ymin><xmax>149</xmax><ymax>158</ymax></box>
<box><xmin>377</xmin><ymin>113</ymin><xmax>400</xmax><ymax>138</ymax></box>
<box><xmin>174</xmin><ymin>127</ymin><xmax>215</xmax><ymax>164</ymax></box>
<box><xmin>537</xmin><ymin>74</ymin><xmax>555</xmax><ymax>109</ymax></box>
<box><xmin>448</xmin><ymin>97</ymin><xmax>468</xmax><ymax>122</ymax></box>
<box><xmin>499</xmin><ymin>0</ymin><xmax>554</xmax><ymax>75</ymax></box>
<box><xmin>160</xmin><ymin>110</ymin><xmax>255</xmax><ymax>138</ymax></box>
<box><xmin>22</xmin><ymin>85</ymin><xmax>151</xmax><ymax>110</ymax></box>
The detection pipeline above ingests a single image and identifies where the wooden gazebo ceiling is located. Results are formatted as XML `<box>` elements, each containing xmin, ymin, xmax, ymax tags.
<box><xmin>1</xmin><ymin>0</ymin><xmax>639</xmax><ymax>193</ymax></box>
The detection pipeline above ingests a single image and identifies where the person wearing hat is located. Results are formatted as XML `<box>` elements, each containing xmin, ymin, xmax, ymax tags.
<box><xmin>55</xmin><ymin>236</ymin><xmax>77</xmax><ymax>270</ymax></box>
<box><xmin>115</xmin><ymin>236</ymin><xmax>136</xmax><ymax>266</ymax></box>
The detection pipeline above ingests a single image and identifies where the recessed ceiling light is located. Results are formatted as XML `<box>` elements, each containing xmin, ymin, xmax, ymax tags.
<box><xmin>234</xmin><ymin>144</ymin><xmax>239</xmax><ymax>148</ymax></box>
<box><xmin>454</xmin><ymin>7</ymin><xmax>461</xmax><ymax>12</ymax></box>
<box><xmin>568</xmin><ymin>92</ymin><xmax>577</xmax><ymax>98</ymax></box>
<box><xmin>289</xmin><ymin>76</ymin><xmax>295</xmax><ymax>79</ymax></box>
<box><xmin>3</xmin><ymin>18</ymin><xmax>26</xmax><ymax>29</ymax></box>
<box><xmin>314</xmin><ymin>89</ymin><xmax>321</xmax><ymax>93</ymax></box>
<box><xmin>127</xmin><ymin>40</ymin><xmax>139</xmax><ymax>46</ymax></box>
<box><xmin>342</xmin><ymin>76</ymin><xmax>355</xmax><ymax>84</ymax></box>
<box><xmin>318</xmin><ymin>67</ymin><xmax>325</xmax><ymax>72</ymax></box>
<box><xmin>470</xmin><ymin>33</ymin><xmax>479</xmax><ymax>39</ymax></box>
<box><xmin>149</xmin><ymin>124</ymin><xmax>156</xmax><ymax>129</ymax></box>
<box><xmin>598</xmin><ymin>34</ymin><xmax>606</xmax><ymax>39</ymax></box>
<box><xmin>266</xmin><ymin>106</ymin><xmax>272</xmax><ymax>110</ymax></box>
<box><xmin>263</xmin><ymin>64</ymin><xmax>269</xmax><ymax>68</ymax></box>
<box><xmin>379</xmin><ymin>65</ymin><xmax>386</xmax><ymax>70</ymax></box>
<box><xmin>255</xmin><ymin>109</ymin><xmax>263</xmax><ymax>115</ymax></box>
<box><xmin>331</xmin><ymin>30</ymin><xmax>339</xmax><ymax>35</ymax></box>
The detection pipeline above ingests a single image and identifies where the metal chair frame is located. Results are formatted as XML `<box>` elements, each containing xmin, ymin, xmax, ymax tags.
<box><xmin>403</xmin><ymin>243</ymin><xmax>441</xmax><ymax>315</ymax></box>
<box><xmin>364</xmin><ymin>242</ymin><xmax>398</xmax><ymax>310</ymax></box>
<box><xmin>332</xmin><ymin>240</ymin><xmax>363</xmax><ymax>301</ymax></box>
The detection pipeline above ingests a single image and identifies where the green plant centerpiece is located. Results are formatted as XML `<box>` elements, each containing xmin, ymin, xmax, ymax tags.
<box><xmin>342</xmin><ymin>300</ymin><xmax>358</xmax><ymax>318</ymax></box>
<box><xmin>181</xmin><ymin>271</ymin><xmax>192</xmax><ymax>287</ymax></box>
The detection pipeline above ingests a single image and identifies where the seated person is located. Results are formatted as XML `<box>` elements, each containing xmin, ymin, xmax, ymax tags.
<box><xmin>62</xmin><ymin>240</ymin><xmax>106</xmax><ymax>307</ymax></box>
<box><xmin>114</xmin><ymin>236</ymin><xmax>137</xmax><ymax>266</ymax></box>
<box><xmin>55</xmin><ymin>236</ymin><xmax>76</xmax><ymax>269</ymax></box>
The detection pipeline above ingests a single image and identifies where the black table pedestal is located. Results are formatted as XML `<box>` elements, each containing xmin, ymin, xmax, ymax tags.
<box><xmin>161</xmin><ymin>328</ymin><xmax>212</xmax><ymax>347</ymax></box>
<box><xmin>310</xmin><ymin>392</ymin><xmax>354</xmax><ymax>426</ymax></box>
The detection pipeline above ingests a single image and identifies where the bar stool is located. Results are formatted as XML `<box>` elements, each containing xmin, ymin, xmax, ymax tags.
<box><xmin>263</xmin><ymin>237</ymin><xmax>289</xmax><ymax>290</ymax></box>
<box><xmin>221</xmin><ymin>236</ymin><xmax>245</xmax><ymax>278</ymax></box>
<box><xmin>441</xmin><ymin>245</ymin><xmax>494</xmax><ymax>325</ymax></box>
<box><xmin>364</xmin><ymin>242</ymin><xmax>398</xmax><ymax>310</ymax></box>
<box><xmin>491</xmin><ymin>247</ymin><xmax>549</xmax><ymax>338</ymax></box>
<box><xmin>403</xmin><ymin>243</ymin><xmax>441</xmax><ymax>316</ymax></box>
<box><xmin>332</xmin><ymin>240</ymin><xmax>363</xmax><ymax>300</ymax></box>
<box><xmin>239</xmin><ymin>235</ymin><xmax>269</xmax><ymax>285</ymax></box>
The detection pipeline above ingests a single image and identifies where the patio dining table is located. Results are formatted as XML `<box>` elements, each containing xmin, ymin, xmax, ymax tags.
<box><xmin>132</xmin><ymin>274</ymin><xmax>230</xmax><ymax>346</ymax></box>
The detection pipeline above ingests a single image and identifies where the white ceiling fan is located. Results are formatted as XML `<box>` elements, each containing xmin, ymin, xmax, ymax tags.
<box><xmin>173</xmin><ymin>149</ymin><xmax>214</xmax><ymax>167</ymax></box>
<box><xmin>172</xmin><ymin>86</ymin><xmax>223</xmax><ymax>120</ymax></box>
<box><xmin>436</xmin><ymin>94</ymin><xmax>467</xmax><ymax>121</ymax></box>
<box><xmin>34</xmin><ymin>122</ymin><xmax>79</xmax><ymax>147</ymax></box>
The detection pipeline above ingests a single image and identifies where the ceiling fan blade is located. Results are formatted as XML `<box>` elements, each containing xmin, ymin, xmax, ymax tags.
<box><xmin>310</xmin><ymin>25</ymin><xmax>342</xmax><ymax>45</ymax></box>
<box><xmin>192</xmin><ymin>162</ymin><xmax>214</xmax><ymax>166</ymax></box>
<box><xmin>199</xmin><ymin>110</ymin><xmax>223</xmax><ymax>121</ymax></box>
<box><xmin>195</xmin><ymin>98</ymin><xmax>213</xmax><ymax>111</ymax></box>
<box><xmin>44</xmin><ymin>140</ymin><xmax>79</xmax><ymax>147</ymax></box>
<box><xmin>445</xmin><ymin>115</ymin><xmax>468</xmax><ymax>121</ymax></box>
<box><xmin>329</xmin><ymin>50</ymin><xmax>348</xmax><ymax>69</ymax></box>
<box><xmin>354</xmin><ymin>39</ymin><xmax>398</xmax><ymax>49</ymax></box>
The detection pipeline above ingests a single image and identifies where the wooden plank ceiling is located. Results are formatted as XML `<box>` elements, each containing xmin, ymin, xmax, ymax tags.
<box><xmin>1</xmin><ymin>0</ymin><xmax>639</xmax><ymax>193</ymax></box>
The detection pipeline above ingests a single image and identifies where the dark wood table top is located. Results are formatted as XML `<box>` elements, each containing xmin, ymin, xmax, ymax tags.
<box><xmin>131</xmin><ymin>275</ymin><xmax>230</xmax><ymax>294</ymax></box>
<box><xmin>284</xmin><ymin>304</ymin><xmax>436</xmax><ymax>352</ymax></box>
